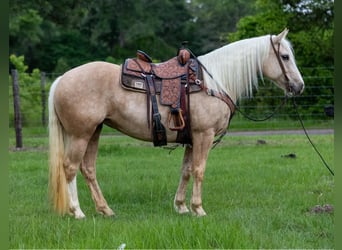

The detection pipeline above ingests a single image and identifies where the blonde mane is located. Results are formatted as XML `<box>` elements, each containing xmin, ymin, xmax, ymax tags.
<box><xmin>198</xmin><ymin>35</ymin><xmax>271</xmax><ymax>102</ymax></box>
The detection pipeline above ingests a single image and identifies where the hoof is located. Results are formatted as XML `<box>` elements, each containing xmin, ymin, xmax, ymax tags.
<box><xmin>97</xmin><ymin>207</ymin><xmax>115</xmax><ymax>217</ymax></box>
<box><xmin>191</xmin><ymin>204</ymin><xmax>207</xmax><ymax>217</ymax></box>
<box><xmin>174</xmin><ymin>203</ymin><xmax>190</xmax><ymax>214</ymax></box>
<box><xmin>75</xmin><ymin>212</ymin><xmax>86</xmax><ymax>219</ymax></box>
<box><xmin>69</xmin><ymin>206</ymin><xmax>86</xmax><ymax>219</ymax></box>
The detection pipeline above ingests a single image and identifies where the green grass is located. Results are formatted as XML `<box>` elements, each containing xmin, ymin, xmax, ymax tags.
<box><xmin>9</xmin><ymin>133</ymin><xmax>334</xmax><ymax>249</ymax></box>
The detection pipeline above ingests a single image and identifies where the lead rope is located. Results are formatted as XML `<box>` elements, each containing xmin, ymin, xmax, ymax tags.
<box><xmin>292</xmin><ymin>98</ymin><xmax>334</xmax><ymax>176</ymax></box>
<box><xmin>186</xmin><ymin>45</ymin><xmax>334</xmax><ymax>174</ymax></box>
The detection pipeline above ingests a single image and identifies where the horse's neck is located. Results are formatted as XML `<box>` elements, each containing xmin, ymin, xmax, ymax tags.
<box><xmin>198</xmin><ymin>35</ymin><xmax>269</xmax><ymax>102</ymax></box>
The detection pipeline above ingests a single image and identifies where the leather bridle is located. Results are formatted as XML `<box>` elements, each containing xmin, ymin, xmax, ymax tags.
<box><xmin>269</xmin><ymin>35</ymin><xmax>291</xmax><ymax>93</ymax></box>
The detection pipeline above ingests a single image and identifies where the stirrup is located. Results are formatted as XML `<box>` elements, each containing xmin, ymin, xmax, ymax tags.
<box><xmin>168</xmin><ymin>110</ymin><xmax>185</xmax><ymax>131</ymax></box>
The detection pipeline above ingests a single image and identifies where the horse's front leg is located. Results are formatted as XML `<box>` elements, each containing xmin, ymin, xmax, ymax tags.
<box><xmin>174</xmin><ymin>145</ymin><xmax>193</xmax><ymax>214</ymax></box>
<box><xmin>190</xmin><ymin>131</ymin><xmax>215</xmax><ymax>216</ymax></box>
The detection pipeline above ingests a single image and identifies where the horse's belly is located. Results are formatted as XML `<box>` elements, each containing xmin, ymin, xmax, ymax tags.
<box><xmin>104</xmin><ymin>97</ymin><xmax>178</xmax><ymax>142</ymax></box>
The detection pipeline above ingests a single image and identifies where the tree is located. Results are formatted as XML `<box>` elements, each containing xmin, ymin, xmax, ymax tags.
<box><xmin>9</xmin><ymin>8</ymin><xmax>43</xmax><ymax>69</ymax></box>
<box><xmin>186</xmin><ymin>0</ymin><xmax>256</xmax><ymax>54</ymax></box>
<box><xmin>80</xmin><ymin>0</ymin><xmax>193</xmax><ymax>60</ymax></box>
<box><xmin>9</xmin><ymin>0</ymin><xmax>334</xmax><ymax>125</ymax></box>
<box><xmin>10</xmin><ymin>0</ymin><xmax>260</xmax><ymax>72</ymax></box>
<box><xmin>9</xmin><ymin>55</ymin><xmax>43</xmax><ymax>127</ymax></box>
<box><xmin>228</xmin><ymin>0</ymin><xmax>334</xmax><ymax>67</ymax></box>
<box><xmin>228</xmin><ymin>0</ymin><xmax>334</xmax><ymax>119</ymax></box>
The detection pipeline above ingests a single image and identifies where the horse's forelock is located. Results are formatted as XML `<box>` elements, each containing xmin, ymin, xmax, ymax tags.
<box><xmin>282</xmin><ymin>38</ymin><xmax>295</xmax><ymax>56</ymax></box>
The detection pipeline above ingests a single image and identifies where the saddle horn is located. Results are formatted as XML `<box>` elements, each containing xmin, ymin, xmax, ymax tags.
<box><xmin>177</xmin><ymin>41</ymin><xmax>191</xmax><ymax>65</ymax></box>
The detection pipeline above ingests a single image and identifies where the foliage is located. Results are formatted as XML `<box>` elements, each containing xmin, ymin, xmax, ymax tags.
<box><xmin>9</xmin><ymin>9</ymin><xmax>43</xmax><ymax>54</ymax></box>
<box><xmin>9</xmin><ymin>55</ymin><xmax>47</xmax><ymax>127</ymax></box>
<box><xmin>227</xmin><ymin>0</ymin><xmax>334</xmax><ymax>120</ymax></box>
<box><xmin>9</xmin><ymin>0</ymin><xmax>334</xmax><ymax>126</ymax></box>
<box><xmin>9</xmin><ymin>0</ymin><xmax>334</xmax><ymax>70</ymax></box>
<box><xmin>228</xmin><ymin>0</ymin><xmax>334</xmax><ymax>67</ymax></box>
<box><xmin>185</xmin><ymin>0</ymin><xmax>257</xmax><ymax>54</ymax></box>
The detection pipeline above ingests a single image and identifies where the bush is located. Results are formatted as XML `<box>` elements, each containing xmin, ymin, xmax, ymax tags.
<box><xmin>9</xmin><ymin>54</ymin><xmax>48</xmax><ymax>127</ymax></box>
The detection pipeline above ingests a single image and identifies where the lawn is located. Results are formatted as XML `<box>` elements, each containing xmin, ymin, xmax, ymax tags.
<box><xmin>9</xmin><ymin>132</ymin><xmax>334</xmax><ymax>249</ymax></box>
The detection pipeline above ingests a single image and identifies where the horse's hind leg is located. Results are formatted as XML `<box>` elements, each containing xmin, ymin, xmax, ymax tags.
<box><xmin>63</xmin><ymin>137</ymin><xmax>90</xmax><ymax>219</ymax></box>
<box><xmin>68</xmin><ymin>175</ymin><xmax>85</xmax><ymax>219</ymax></box>
<box><xmin>80</xmin><ymin>124</ymin><xmax>114</xmax><ymax>217</ymax></box>
<box><xmin>174</xmin><ymin>145</ymin><xmax>193</xmax><ymax>214</ymax></box>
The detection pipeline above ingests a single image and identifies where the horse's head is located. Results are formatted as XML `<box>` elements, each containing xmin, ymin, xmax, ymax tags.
<box><xmin>263</xmin><ymin>28</ymin><xmax>304</xmax><ymax>96</ymax></box>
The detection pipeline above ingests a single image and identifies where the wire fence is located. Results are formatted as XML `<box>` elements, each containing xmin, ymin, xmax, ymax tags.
<box><xmin>9</xmin><ymin>68</ymin><xmax>334</xmax><ymax>131</ymax></box>
<box><xmin>237</xmin><ymin>83</ymin><xmax>334</xmax><ymax>119</ymax></box>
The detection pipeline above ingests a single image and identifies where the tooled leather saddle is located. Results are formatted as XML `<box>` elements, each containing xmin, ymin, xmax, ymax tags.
<box><xmin>121</xmin><ymin>46</ymin><xmax>203</xmax><ymax>146</ymax></box>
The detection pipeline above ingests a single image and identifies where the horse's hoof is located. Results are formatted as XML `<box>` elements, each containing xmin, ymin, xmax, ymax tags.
<box><xmin>191</xmin><ymin>204</ymin><xmax>207</xmax><ymax>217</ymax></box>
<box><xmin>174</xmin><ymin>203</ymin><xmax>190</xmax><ymax>214</ymax></box>
<box><xmin>69</xmin><ymin>206</ymin><xmax>86</xmax><ymax>219</ymax></box>
<box><xmin>74</xmin><ymin>210</ymin><xmax>86</xmax><ymax>219</ymax></box>
<box><xmin>75</xmin><ymin>213</ymin><xmax>86</xmax><ymax>219</ymax></box>
<box><xmin>97</xmin><ymin>207</ymin><xmax>115</xmax><ymax>217</ymax></box>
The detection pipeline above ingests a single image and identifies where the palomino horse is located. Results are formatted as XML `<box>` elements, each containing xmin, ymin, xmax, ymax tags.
<box><xmin>48</xmin><ymin>29</ymin><xmax>304</xmax><ymax>219</ymax></box>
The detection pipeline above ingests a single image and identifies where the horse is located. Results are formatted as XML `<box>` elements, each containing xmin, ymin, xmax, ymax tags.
<box><xmin>48</xmin><ymin>28</ymin><xmax>304</xmax><ymax>219</ymax></box>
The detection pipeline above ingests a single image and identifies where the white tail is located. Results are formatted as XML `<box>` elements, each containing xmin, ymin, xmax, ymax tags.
<box><xmin>48</xmin><ymin>77</ymin><xmax>69</xmax><ymax>215</ymax></box>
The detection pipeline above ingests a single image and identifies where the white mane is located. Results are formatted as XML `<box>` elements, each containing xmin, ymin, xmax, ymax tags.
<box><xmin>198</xmin><ymin>35</ymin><xmax>271</xmax><ymax>102</ymax></box>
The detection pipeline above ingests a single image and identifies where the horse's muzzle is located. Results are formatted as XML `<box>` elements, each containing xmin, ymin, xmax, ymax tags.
<box><xmin>288</xmin><ymin>82</ymin><xmax>304</xmax><ymax>96</ymax></box>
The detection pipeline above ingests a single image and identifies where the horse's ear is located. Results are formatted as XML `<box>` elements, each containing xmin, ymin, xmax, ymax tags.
<box><xmin>273</xmin><ymin>28</ymin><xmax>289</xmax><ymax>43</ymax></box>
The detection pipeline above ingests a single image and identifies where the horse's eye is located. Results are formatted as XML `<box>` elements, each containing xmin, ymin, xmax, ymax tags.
<box><xmin>281</xmin><ymin>55</ymin><xmax>289</xmax><ymax>61</ymax></box>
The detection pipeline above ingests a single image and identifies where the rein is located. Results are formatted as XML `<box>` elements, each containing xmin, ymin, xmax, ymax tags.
<box><xmin>292</xmin><ymin>98</ymin><xmax>334</xmax><ymax>176</ymax></box>
<box><xmin>270</xmin><ymin>36</ymin><xmax>334</xmax><ymax>176</ymax></box>
<box><xmin>189</xmin><ymin>41</ymin><xmax>334</xmax><ymax>176</ymax></box>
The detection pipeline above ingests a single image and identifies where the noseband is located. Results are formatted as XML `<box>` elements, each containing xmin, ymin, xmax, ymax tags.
<box><xmin>270</xmin><ymin>35</ymin><xmax>291</xmax><ymax>93</ymax></box>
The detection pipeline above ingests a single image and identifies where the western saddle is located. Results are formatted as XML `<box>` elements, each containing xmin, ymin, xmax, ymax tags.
<box><xmin>121</xmin><ymin>44</ymin><xmax>235</xmax><ymax>147</ymax></box>
<box><xmin>121</xmin><ymin>44</ymin><xmax>202</xmax><ymax>146</ymax></box>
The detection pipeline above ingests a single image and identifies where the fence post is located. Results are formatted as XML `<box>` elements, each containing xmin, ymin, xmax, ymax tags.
<box><xmin>41</xmin><ymin>72</ymin><xmax>46</xmax><ymax>126</ymax></box>
<box><xmin>11</xmin><ymin>69</ymin><xmax>23</xmax><ymax>149</ymax></box>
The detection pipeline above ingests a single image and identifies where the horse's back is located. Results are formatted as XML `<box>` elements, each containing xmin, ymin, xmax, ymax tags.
<box><xmin>62</xmin><ymin>61</ymin><xmax>120</xmax><ymax>84</ymax></box>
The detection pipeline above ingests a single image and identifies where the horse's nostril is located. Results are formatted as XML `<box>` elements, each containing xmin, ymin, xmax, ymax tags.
<box><xmin>299</xmin><ymin>83</ymin><xmax>305</xmax><ymax>94</ymax></box>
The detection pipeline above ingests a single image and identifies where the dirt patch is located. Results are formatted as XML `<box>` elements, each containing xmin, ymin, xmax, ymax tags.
<box><xmin>309</xmin><ymin>204</ymin><xmax>334</xmax><ymax>214</ymax></box>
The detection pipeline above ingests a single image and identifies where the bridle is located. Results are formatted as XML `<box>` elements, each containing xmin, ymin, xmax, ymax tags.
<box><xmin>269</xmin><ymin>35</ymin><xmax>291</xmax><ymax>93</ymax></box>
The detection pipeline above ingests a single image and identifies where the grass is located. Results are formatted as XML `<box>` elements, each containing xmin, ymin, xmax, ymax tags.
<box><xmin>9</xmin><ymin>132</ymin><xmax>334</xmax><ymax>249</ymax></box>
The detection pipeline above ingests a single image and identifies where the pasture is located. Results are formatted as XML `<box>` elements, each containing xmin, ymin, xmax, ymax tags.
<box><xmin>9</xmin><ymin>131</ymin><xmax>334</xmax><ymax>249</ymax></box>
